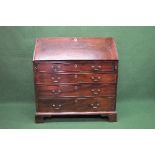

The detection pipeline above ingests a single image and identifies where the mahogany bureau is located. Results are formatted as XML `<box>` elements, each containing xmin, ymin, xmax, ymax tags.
<box><xmin>33</xmin><ymin>37</ymin><xmax>119</xmax><ymax>123</ymax></box>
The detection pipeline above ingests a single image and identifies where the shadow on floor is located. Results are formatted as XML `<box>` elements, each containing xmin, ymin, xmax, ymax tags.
<box><xmin>43</xmin><ymin>115</ymin><xmax>109</xmax><ymax>123</ymax></box>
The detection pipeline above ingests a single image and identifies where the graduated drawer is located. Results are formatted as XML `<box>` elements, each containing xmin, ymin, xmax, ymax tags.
<box><xmin>35</xmin><ymin>73</ymin><xmax>117</xmax><ymax>84</ymax></box>
<box><xmin>37</xmin><ymin>97</ymin><xmax>115</xmax><ymax>112</ymax></box>
<box><xmin>36</xmin><ymin>84</ymin><xmax>116</xmax><ymax>98</ymax></box>
<box><xmin>34</xmin><ymin>61</ymin><xmax>115</xmax><ymax>73</ymax></box>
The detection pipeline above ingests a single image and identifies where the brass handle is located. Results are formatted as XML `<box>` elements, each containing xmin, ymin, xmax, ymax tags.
<box><xmin>51</xmin><ymin>90</ymin><xmax>62</xmax><ymax>95</ymax></box>
<box><xmin>53</xmin><ymin>80</ymin><xmax>59</xmax><ymax>83</ymax></box>
<box><xmin>51</xmin><ymin>104</ymin><xmax>62</xmax><ymax>110</ymax></box>
<box><xmin>91</xmin><ymin>65</ymin><xmax>102</xmax><ymax>71</ymax></box>
<box><xmin>91</xmin><ymin>89</ymin><xmax>101</xmax><ymax>95</ymax></box>
<box><xmin>74</xmin><ymin>99</ymin><xmax>78</xmax><ymax>103</ymax></box>
<box><xmin>51</xmin><ymin>65</ymin><xmax>61</xmax><ymax>72</ymax></box>
<box><xmin>90</xmin><ymin>103</ymin><xmax>100</xmax><ymax>109</ymax></box>
<box><xmin>34</xmin><ymin>66</ymin><xmax>37</xmax><ymax>71</ymax></box>
<box><xmin>94</xmin><ymin>68</ymin><xmax>100</xmax><ymax>71</ymax></box>
<box><xmin>51</xmin><ymin>77</ymin><xmax>61</xmax><ymax>83</ymax></box>
<box><xmin>91</xmin><ymin>76</ymin><xmax>101</xmax><ymax>82</ymax></box>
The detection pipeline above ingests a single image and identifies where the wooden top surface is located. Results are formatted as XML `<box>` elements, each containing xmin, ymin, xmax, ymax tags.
<box><xmin>33</xmin><ymin>37</ymin><xmax>118</xmax><ymax>61</ymax></box>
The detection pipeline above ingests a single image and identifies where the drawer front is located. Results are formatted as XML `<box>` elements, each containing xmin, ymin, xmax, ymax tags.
<box><xmin>35</xmin><ymin>73</ymin><xmax>117</xmax><ymax>84</ymax></box>
<box><xmin>37</xmin><ymin>97</ymin><xmax>115</xmax><ymax>112</ymax></box>
<box><xmin>35</xmin><ymin>62</ymin><xmax>114</xmax><ymax>73</ymax></box>
<box><xmin>36</xmin><ymin>84</ymin><xmax>116</xmax><ymax>97</ymax></box>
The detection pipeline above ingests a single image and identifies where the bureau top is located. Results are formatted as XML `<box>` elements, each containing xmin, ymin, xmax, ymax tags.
<box><xmin>33</xmin><ymin>37</ymin><xmax>118</xmax><ymax>61</ymax></box>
